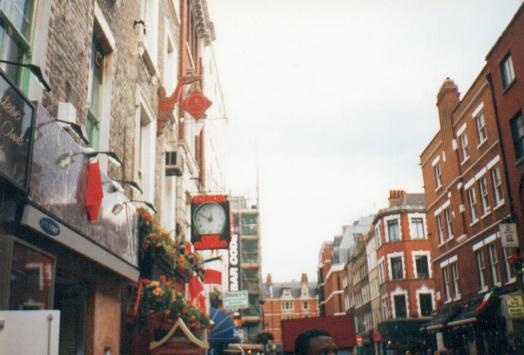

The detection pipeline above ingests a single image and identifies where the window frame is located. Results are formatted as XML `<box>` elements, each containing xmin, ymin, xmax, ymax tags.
<box><xmin>414</xmin><ymin>254</ymin><xmax>430</xmax><ymax>279</ymax></box>
<box><xmin>467</xmin><ymin>187</ymin><xmax>479</xmax><ymax>223</ymax></box>
<box><xmin>436</xmin><ymin>214</ymin><xmax>445</xmax><ymax>245</ymax></box>
<box><xmin>392</xmin><ymin>294</ymin><xmax>407</xmax><ymax>319</ymax></box>
<box><xmin>390</xmin><ymin>256</ymin><xmax>404</xmax><ymax>280</ymax></box>
<box><xmin>491</xmin><ymin>167</ymin><xmax>504</xmax><ymax>206</ymax></box>
<box><xmin>479</xmin><ymin>177</ymin><xmax>491</xmax><ymax>216</ymax></box>
<box><xmin>387</xmin><ymin>219</ymin><xmax>400</xmax><ymax>242</ymax></box>
<box><xmin>434</xmin><ymin>163</ymin><xmax>442</xmax><ymax>189</ymax></box>
<box><xmin>510</xmin><ymin>112</ymin><xmax>524</xmax><ymax>162</ymax></box>
<box><xmin>444</xmin><ymin>208</ymin><xmax>453</xmax><ymax>240</ymax></box>
<box><xmin>475</xmin><ymin>112</ymin><xmax>488</xmax><ymax>145</ymax></box>
<box><xmin>418</xmin><ymin>293</ymin><xmax>433</xmax><ymax>317</ymax></box>
<box><xmin>459</xmin><ymin>133</ymin><xmax>470</xmax><ymax>162</ymax></box>
<box><xmin>476</xmin><ymin>249</ymin><xmax>487</xmax><ymax>291</ymax></box>
<box><xmin>487</xmin><ymin>243</ymin><xmax>501</xmax><ymax>286</ymax></box>
<box><xmin>500</xmin><ymin>54</ymin><xmax>516</xmax><ymax>89</ymax></box>
<box><xmin>410</xmin><ymin>216</ymin><xmax>425</xmax><ymax>239</ymax></box>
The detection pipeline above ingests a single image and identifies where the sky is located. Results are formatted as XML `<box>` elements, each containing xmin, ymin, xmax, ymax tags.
<box><xmin>207</xmin><ymin>0</ymin><xmax>522</xmax><ymax>282</ymax></box>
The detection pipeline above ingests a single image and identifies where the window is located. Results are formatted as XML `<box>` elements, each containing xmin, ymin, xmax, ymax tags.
<box><xmin>390</xmin><ymin>257</ymin><xmax>403</xmax><ymax>280</ymax></box>
<box><xmin>467</xmin><ymin>188</ymin><xmax>479</xmax><ymax>222</ymax></box>
<box><xmin>381</xmin><ymin>296</ymin><xmax>389</xmax><ymax>321</ymax></box>
<box><xmin>436</xmin><ymin>214</ymin><xmax>445</xmax><ymax>244</ymax></box>
<box><xmin>387</xmin><ymin>220</ymin><xmax>400</xmax><ymax>241</ymax></box>
<box><xmin>488</xmin><ymin>243</ymin><xmax>501</xmax><ymax>286</ymax></box>
<box><xmin>475</xmin><ymin>113</ymin><xmax>487</xmax><ymax>144</ymax></box>
<box><xmin>444</xmin><ymin>208</ymin><xmax>453</xmax><ymax>239</ymax></box>
<box><xmin>434</xmin><ymin>163</ymin><xmax>442</xmax><ymax>189</ymax></box>
<box><xmin>375</xmin><ymin>224</ymin><xmax>382</xmax><ymax>246</ymax></box>
<box><xmin>87</xmin><ymin>33</ymin><xmax>106</xmax><ymax>149</ymax></box>
<box><xmin>0</xmin><ymin>0</ymin><xmax>36</xmax><ymax>91</ymax></box>
<box><xmin>501</xmin><ymin>54</ymin><xmax>515</xmax><ymax>89</ymax></box>
<box><xmin>476</xmin><ymin>249</ymin><xmax>487</xmax><ymax>290</ymax></box>
<box><xmin>141</xmin><ymin>0</ymin><xmax>159</xmax><ymax>66</ymax></box>
<box><xmin>459</xmin><ymin>133</ymin><xmax>470</xmax><ymax>162</ymax></box>
<box><xmin>510</xmin><ymin>112</ymin><xmax>524</xmax><ymax>161</ymax></box>
<box><xmin>479</xmin><ymin>177</ymin><xmax>490</xmax><ymax>215</ymax></box>
<box><xmin>282</xmin><ymin>289</ymin><xmax>291</xmax><ymax>298</ymax></box>
<box><xmin>503</xmin><ymin>247</ymin><xmax>516</xmax><ymax>282</ymax></box>
<box><xmin>443</xmin><ymin>262</ymin><xmax>460</xmax><ymax>301</ymax></box>
<box><xmin>415</xmin><ymin>255</ymin><xmax>429</xmax><ymax>278</ymax></box>
<box><xmin>491</xmin><ymin>167</ymin><xmax>504</xmax><ymax>205</ymax></box>
<box><xmin>282</xmin><ymin>301</ymin><xmax>292</xmax><ymax>310</ymax></box>
<box><xmin>419</xmin><ymin>294</ymin><xmax>433</xmax><ymax>316</ymax></box>
<box><xmin>303</xmin><ymin>301</ymin><xmax>309</xmax><ymax>310</ymax></box>
<box><xmin>410</xmin><ymin>217</ymin><xmax>425</xmax><ymax>239</ymax></box>
<box><xmin>393</xmin><ymin>295</ymin><xmax>407</xmax><ymax>319</ymax></box>
<box><xmin>378</xmin><ymin>260</ymin><xmax>385</xmax><ymax>284</ymax></box>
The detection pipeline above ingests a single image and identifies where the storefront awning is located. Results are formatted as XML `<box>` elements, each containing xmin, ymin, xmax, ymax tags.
<box><xmin>421</xmin><ymin>306</ymin><xmax>460</xmax><ymax>332</ymax></box>
<box><xmin>447</xmin><ymin>289</ymin><xmax>499</xmax><ymax>328</ymax></box>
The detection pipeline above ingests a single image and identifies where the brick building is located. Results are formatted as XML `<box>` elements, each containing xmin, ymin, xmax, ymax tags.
<box><xmin>262</xmin><ymin>273</ymin><xmax>319</xmax><ymax>351</ymax></box>
<box><xmin>420</xmin><ymin>14</ymin><xmax>524</xmax><ymax>348</ymax></box>
<box><xmin>0</xmin><ymin>0</ymin><xmax>223</xmax><ymax>354</ymax></box>
<box><xmin>373</xmin><ymin>190</ymin><xmax>436</xmax><ymax>353</ymax></box>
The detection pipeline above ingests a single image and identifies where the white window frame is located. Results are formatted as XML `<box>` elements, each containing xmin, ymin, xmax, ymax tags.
<box><xmin>436</xmin><ymin>214</ymin><xmax>445</xmax><ymax>245</ymax></box>
<box><xmin>501</xmin><ymin>54</ymin><xmax>516</xmax><ymax>89</ymax></box>
<box><xmin>282</xmin><ymin>288</ymin><xmax>291</xmax><ymax>298</ymax></box>
<box><xmin>467</xmin><ymin>187</ymin><xmax>479</xmax><ymax>223</ymax></box>
<box><xmin>409</xmin><ymin>213</ymin><xmax>426</xmax><ymax>239</ymax></box>
<box><xmin>381</xmin><ymin>295</ymin><xmax>389</xmax><ymax>321</ymax></box>
<box><xmin>90</xmin><ymin>4</ymin><xmax>115</xmax><ymax>173</ymax></box>
<box><xmin>487</xmin><ymin>242</ymin><xmax>501</xmax><ymax>287</ymax></box>
<box><xmin>416</xmin><ymin>285</ymin><xmax>435</xmax><ymax>317</ymax></box>
<box><xmin>387</xmin><ymin>252</ymin><xmax>405</xmax><ymax>281</ymax></box>
<box><xmin>390</xmin><ymin>286</ymin><xmax>408</xmax><ymax>319</ymax></box>
<box><xmin>135</xmin><ymin>88</ymin><xmax>157</xmax><ymax>203</ymax></box>
<box><xmin>479</xmin><ymin>177</ymin><xmax>491</xmax><ymax>216</ymax></box>
<box><xmin>140</xmin><ymin>0</ymin><xmax>160</xmax><ymax>74</ymax></box>
<box><xmin>434</xmin><ymin>163</ymin><xmax>443</xmax><ymax>190</ymax></box>
<box><xmin>378</xmin><ymin>257</ymin><xmax>386</xmax><ymax>284</ymax></box>
<box><xmin>475</xmin><ymin>112</ymin><xmax>488</xmax><ymax>146</ymax></box>
<box><xmin>412</xmin><ymin>251</ymin><xmax>431</xmax><ymax>279</ymax></box>
<box><xmin>459</xmin><ymin>133</ymin><xmax>470</xmax><ymax>163</ymax></box>
<box><xmin>491</xmin><ymin>167</ymin><xmax>504</xmax><ymax>207</ymax></box>
<box><xmin>375</xmin><ymin>221</ymin><xmax>382</xmax><ymax>247</ymax></box>
<box><xmin>384</xmin><ymin>215</ymin><xmax>401</xmax><ymax>242</ymax></box>
<box><xmin>444</xmin><ymin>207</ymin><xmax>453</xmax><ymax>240</ymax></box>
<box><xmin>475</xmin><ymin>248</ymin><xmax>488</xmax><ymax>291</ymax></box>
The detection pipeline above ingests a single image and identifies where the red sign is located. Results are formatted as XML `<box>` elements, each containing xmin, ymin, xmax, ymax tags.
<box><xmin>191</xmin><ymin>195</ymin><xmax>231</xmax><ymax>250</ymax></box>
<box><xmin>180</xmin><ymin>90</ymin><xmax>212</xmax><ymax>119</ymax></box>
<box><xmin>85</xmin><ymin>160</ymin><xmax>103</xmax><ymax>221</ymax></box>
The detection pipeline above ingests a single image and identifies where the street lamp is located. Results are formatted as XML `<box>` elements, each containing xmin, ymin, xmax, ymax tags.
<box><xmin>111</xmin><ymin>180</ymin><xmax>143</xmax><ymax>194</ymax></box>
<box><xmin>111</xmin><ymin>199</ymin><xmax>157</xmax><ymax>215</ymax></box>
<box><xmin>56</xmin><ymin>150</ymin><xmax>123</xmax><ymax>169</ymax></box>
<box><xmin>36</xmin><ymin>119</ymin><xmax>89</xmax><ymax>145</ymax></box>
<box><xmin>0</xmin><ymin>60</ymin><xmax>51</xmax><ymax>92</ymax></box>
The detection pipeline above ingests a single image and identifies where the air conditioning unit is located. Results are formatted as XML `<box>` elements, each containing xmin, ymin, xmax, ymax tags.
<box><xmin>165</xmin><ymin>151</ymin><xmax>184</xmax><ymax>177</ymax></box>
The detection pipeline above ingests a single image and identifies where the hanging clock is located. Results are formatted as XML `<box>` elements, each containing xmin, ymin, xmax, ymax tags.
<box><xmin>191</xmin><ymin>195</ymin><xmax>231</xmax><ymax>250</ymax></box>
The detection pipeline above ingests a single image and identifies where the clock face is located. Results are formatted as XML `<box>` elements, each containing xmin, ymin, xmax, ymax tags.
<box><xmin>193</xmin><ymin>202</ymin><xmax>227</xmax><ymax>235</ymax></box>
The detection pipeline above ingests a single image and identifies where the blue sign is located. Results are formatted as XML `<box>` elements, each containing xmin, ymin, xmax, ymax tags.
<box><xmin>39</xmin><ymin>217</ymin><xmax>60</xmax><ymax>236</ymax></box>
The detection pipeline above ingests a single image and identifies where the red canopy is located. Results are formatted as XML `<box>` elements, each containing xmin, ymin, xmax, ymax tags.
<box><xmin>281</xmin><ymin>315</ymin><xmax>356</xmax><ymax>352</ymax></box>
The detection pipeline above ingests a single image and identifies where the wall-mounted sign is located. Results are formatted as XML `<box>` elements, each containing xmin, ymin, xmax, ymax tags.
<box><xmin>223</xmin><ymin>290</ymin><xmax>249</xmax><ymax>310</ymax></box>
<box><xmin>39</xmin><ymin>217</ymin><xmax>60</xmax><ymax>236</ymax></box>
<box><xmin>228</xmin><ymin>233</ymin><xmax>240</xmax><ymax>291</ymax></box>
<box><xmin>191</xmin><ymin>194</ymin><xmax>231</xmax><ymax>250</ymax></box>
<box><xmin>500</xmin><ymin>223</ymin><xmax>519</xmax><ymax>248</ymax></box>
<box><xmin>503</xmin><ymin>293</ymin><xmax>524</xmax><ymax>319</ymax></box>
<box><xmin>0</xmin><ymin>70</ymin><xmax>35</xmax><ymax>192</ymax></box>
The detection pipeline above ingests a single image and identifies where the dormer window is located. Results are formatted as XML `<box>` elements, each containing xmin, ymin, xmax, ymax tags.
<box><xmin>301</xmin><ymin>286</ymin><xmax>309</xmax><ymax>297</ymax></box>
<box><xmin>282</xmin><ymin>288</ymin><xmax>291</xmax><ymax>298</ymax></box>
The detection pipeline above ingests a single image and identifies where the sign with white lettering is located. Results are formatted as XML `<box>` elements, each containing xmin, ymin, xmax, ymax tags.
<box><xmin>500</xmin><ymin>223</ymin><xmax>519</xmax><ymax>248</ymax></box>
<box><xmin>228</xmin><ymin>233</ymin><xmax>240</xmax><ymax>291</ymax></box>
<box><xmin>0</xmin><ymin>70</ymin><xmax>35</xmax><ymax>192</ymax></box>
<box><xmin>223</xmin><ymin>290</ymin><xmax>249</xmax><ymax>310</ymax></box>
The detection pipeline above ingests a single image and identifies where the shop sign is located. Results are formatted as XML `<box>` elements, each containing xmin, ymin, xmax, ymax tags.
<box><xmin>0</xmin><ymin>70</ymin><xmax>35</xmax><ymax>192</ymax></box>
<box><xmin>39</xmin><ymin>217</ymin><xmax>60</xmax><ymax>236</ymax></box>
<box><xmin>504</xmin><ymin>293</ymin><xmax>524</xmax><ymax>319</ymax></box>
<box><xmin>228</xmin><ymin>233</ymin><xmax>240</xmax><ymax>291</ymax></box>
<box><xmin>499</xmin><ymin>223</ymin><xmax>519</xmax><ymax>248</ymax></box>
<box><xmin>191</xmin><ymin>194</ymin><xmax>231</xmax><ymax>250</ymax></box>
<box><xmin>223</xmin><ymin>290</ymin><xmax>249</xmax><ymax>310</ymax></box>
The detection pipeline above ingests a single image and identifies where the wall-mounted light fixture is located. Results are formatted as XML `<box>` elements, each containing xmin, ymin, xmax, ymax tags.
<box><xmin>111</xmin><ymin>199</ymin><xmax>157</xmax><ymax>215</ymax></box>
<box><xmin>0</xmin><ymin>60</ymin><xmax>51</xmax><ymax>92</ymax></box>
<box><xmin>112</xmin><ymin>180</ymin><xmax>143</xmax><ymax>194</ymax></box>
<box><xmin>56</xmin><ymin>150</ymin><xmax>123</xmax><ymax>169</ymax></box>
<box><xmin>37</xmin><ymin>119</ymin><xmax>89</xmax><ymax>145</ymax></box>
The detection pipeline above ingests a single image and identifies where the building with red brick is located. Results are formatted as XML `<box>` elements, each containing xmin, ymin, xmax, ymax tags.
<box><xmin>373</xmin><ymin>190</ymin><xmax>436</xmax><ymax>353</ymax></box>
<box><xmin>420</xmin><ymin>58</ymin><xmax>519</xmax><ymax>352</ymax></box>
<box><xmin>485</xmin><ymin>3</ymin><xmax>524</xmax><ymax>284</ymax></box>
<box><xmin>262</xmin><ymin>273</ymin><xmax>319</xmax><ymax>351</ymax></box>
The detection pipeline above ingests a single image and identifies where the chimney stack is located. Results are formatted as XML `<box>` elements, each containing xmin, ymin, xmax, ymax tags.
<box><xmin>301</xmin><ymin>273</ymin><xmax>308</xmax><ymax>284</ymax></box>
<box><xmin>388</xmin><ymin>189</ymin><xmax>406</xmax><ymax>207</ymax></box>
<box><xmin>266</xmin><ymin>273</ymin><xmax>272</xmax><ymax>285</ymax></box>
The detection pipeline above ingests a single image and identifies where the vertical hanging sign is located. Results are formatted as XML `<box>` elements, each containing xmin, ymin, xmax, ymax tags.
<box><xmin>228</xmin><ymin>212</ymin><xmax>240</xmax><ymax>291</ymax></box>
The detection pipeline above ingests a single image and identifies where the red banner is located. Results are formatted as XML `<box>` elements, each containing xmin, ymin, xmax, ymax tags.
<box><xmin>189</xmin><ymin>276</ymin><xmax>204</xmax><ymax>300</ymax></box>
<box><xmin>204</xmin><ymin>269</ymin><xmax>222</xmax><ymax>285</ymax></box>
<box><xmin>85</xmin><ymin>160</ymin><xmax>103</xmax><ymax>221</ymax></box>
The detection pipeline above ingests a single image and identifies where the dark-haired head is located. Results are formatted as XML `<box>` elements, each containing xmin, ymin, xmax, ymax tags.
<box><xmin>294</xmin><ymin>329</ymin><xmax>333</xmax><ymax>354</ymax></box>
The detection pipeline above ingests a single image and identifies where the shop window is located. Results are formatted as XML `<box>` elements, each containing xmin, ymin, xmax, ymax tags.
<box><xmin>393</xmin><ymin>294</ymin><xmax>407</xmax><ymax>319</ymax></box>
<box><xmin>419</xmin><ymin>293</ymin><xmax>433</xmax><ymax>316</ymax></box>
<box><xmin>9</xmin><ymin>241</ymin><xmax>54</xmax><ymax>309</ymax></box>
<box><xmin>0</xmin><ymin>0</ymin><xmax>35</xmax><ymax>92</ymax></box>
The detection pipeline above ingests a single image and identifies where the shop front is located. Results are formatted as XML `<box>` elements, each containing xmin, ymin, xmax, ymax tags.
<box><xmin>0</xmin><ymin>77</ymin><xmax>139</xmax><ymax>355</ymax></box>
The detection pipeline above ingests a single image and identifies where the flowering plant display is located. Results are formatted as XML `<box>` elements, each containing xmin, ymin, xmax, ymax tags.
<box><xmin>141</xmin><ymin>279</ymin><xmax>173</xmax><ymax>314</ymax></box>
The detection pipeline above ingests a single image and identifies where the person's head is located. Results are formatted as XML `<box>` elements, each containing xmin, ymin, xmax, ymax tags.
<box><xmin>294</xmin><ymin>329</ymin><xmax>337</xmax><ymax>355</ymax></box>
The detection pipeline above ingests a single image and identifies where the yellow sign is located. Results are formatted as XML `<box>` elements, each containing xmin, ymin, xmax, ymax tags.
<box><xmin>505</xmin><ymin>294</ymin><xmax>524</xmax><ymax>319</ymax></box>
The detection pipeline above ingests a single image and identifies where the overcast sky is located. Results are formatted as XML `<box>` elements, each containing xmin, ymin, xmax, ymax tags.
<box><xmin>207</xmin><ymin>0</ymin><xmax>521</xmax><ymax>282</ymax></box>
